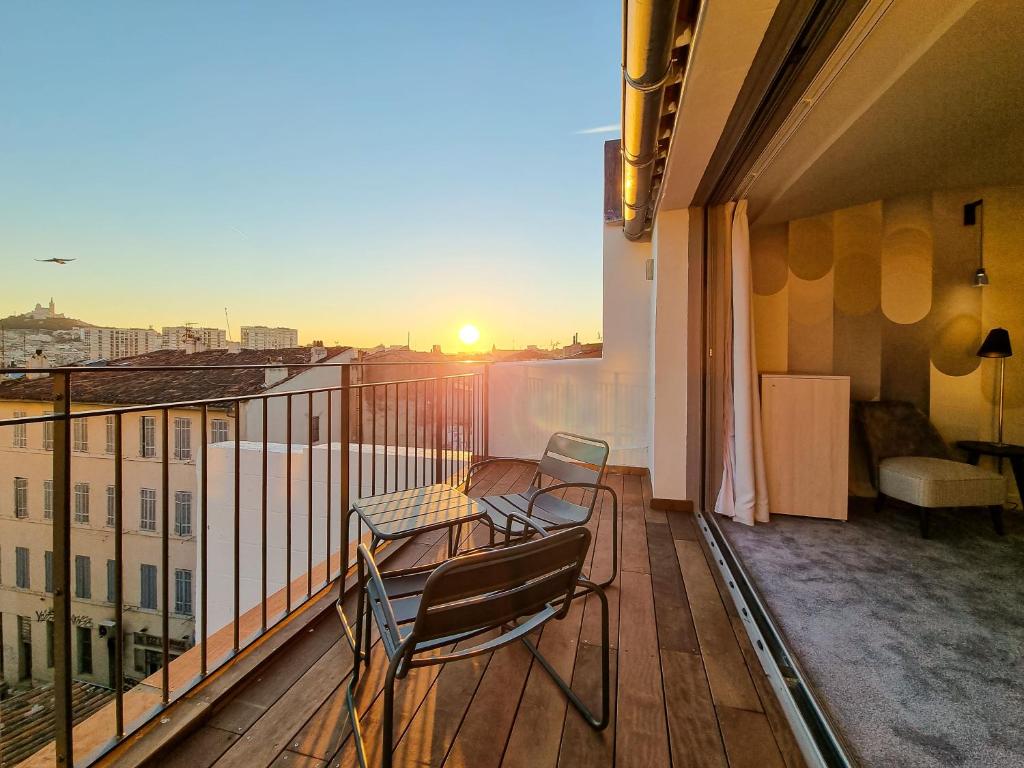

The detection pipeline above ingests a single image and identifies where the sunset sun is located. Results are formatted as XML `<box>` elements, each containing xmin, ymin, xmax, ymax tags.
<box><xmin>458</xmin><ymin>323</ymin><xmax>480</xmax><ymax>345</ymax></box>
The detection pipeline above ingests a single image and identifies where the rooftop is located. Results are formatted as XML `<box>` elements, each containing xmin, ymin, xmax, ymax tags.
<box><xmin>0</xmin><ymin>346</ymin><xmax>351</xmax><ymax>405</ymax></box>
<box><xmin>1</xmin><ymin>681</ymin><xmax>113</xmax><ymax>766</ymax></box>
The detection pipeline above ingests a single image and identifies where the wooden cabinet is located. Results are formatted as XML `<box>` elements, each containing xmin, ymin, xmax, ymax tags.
<box><xmin>761</xmin><ymin>374</ymin><xmax>850</xmax><ymax>520</ymax></box>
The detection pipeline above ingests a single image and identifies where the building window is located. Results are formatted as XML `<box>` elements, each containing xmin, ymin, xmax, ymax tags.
<box><xmin>174</xmin><ymin>417</ymin><xmax>192</xmax><ymax>460</ymax></box>
<box><xmin>140</xmin><ymin>564</ymin><xmax>157</xmax><ymax>610</ymax></box>
<box><xmin>107</xmin><ymin>559</ymin><xmax>117</xmax><ymax>603</ymax></box>
<box><xmin>311</xmin><ymin>415</ymin><xmax>321</xmax><ymax>443</ymax></box>
<box><xmin>77</xmin><ymin>626</ymin><xmax>93</xmax><ymax>675</ymax></box>
<box><xmin>74</xmin><ymin>482</ymin><xmax>90</xmax><ymax>523</ymax></box>
<box><xmin>174</xmin><ymin>491</ymin><xmax>192</xmax><ymax>536</ymax></box>
<box><xmin>174</xmin><ymin>569</ymin><xmax>193</xmax><ymax>615</ymax></box>
<box><xmin>15</xmin><ymin>547</ymin><xmax>30</xmax><ymax>589</ymax></box>
<box><xmin>106</xmin><ymin>486</ymin><xmax>116</xmax><ymax>527</ymax></box>
<box><xmin>73</xmin><ymin>418</ymin><xmax>89</xmax><ymax>452</ymax></box>
<box><xmin>43</xmin><ymin>480</ymin><xmax>53</xmax><ymax>520</ymax></box>
<box><xmin>140</xmin><ymin>415</ymin><xmax>156</xmax><ymax>457</ymax></box>
<box><xmin>211</xmin><ymin>419</ymin><xmax>230</xmax><ymax>443</ymax></box>
<box><xmin>140</xmin><ymin>488</ymin><xmax>157</xmax><ymax>531</ymax></box>
<box><xmin>17</xmin><ymin>615</ymin><xmax>32</xmax><ymax>680</ymax></box>
<box><xmin>43</xmin><ymin>412</ymin><xmax>53</xmax><ymax>451</ymax></box>
<box><xmin>14</xmin><ymin>477</ymin><xmax>28</xmax><ymax>518</ymax></box>
<box><xmin>45</xmin><ymin>551</ymin><xmax>53</xmax><ymax>593</ymax></box>
<box><xmin>75</xmin><ymin>555</ymin><xmax>91</xmax><ymax>599</ymax></box>
<box><xmin>13</xmin><ymin>411</ymin><xmax>27</xmax><ymax>448</ymax></box>
<box><xmin>105</xmin><ymin>415</ymin><xmax>116</xmax><ymax>454</ymax></box>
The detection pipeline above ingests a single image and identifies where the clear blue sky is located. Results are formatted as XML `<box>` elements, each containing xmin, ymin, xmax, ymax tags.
<box><xmin>0</xmin><ymin>2</ymin><xmax>620</xmax><ymax>350</ymax></box>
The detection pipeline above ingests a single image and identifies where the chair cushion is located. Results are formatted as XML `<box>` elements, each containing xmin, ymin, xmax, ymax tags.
<box><xmin>879</xmin><ymin>457</ymin><xmax>1006</xmax><ymax>508</ymax></box>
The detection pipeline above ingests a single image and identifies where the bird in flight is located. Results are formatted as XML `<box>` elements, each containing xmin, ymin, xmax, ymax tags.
<box><xmin>34</xmin><ymin>258</ymin><xmax>76</xmax><ymax>265</ymax></box>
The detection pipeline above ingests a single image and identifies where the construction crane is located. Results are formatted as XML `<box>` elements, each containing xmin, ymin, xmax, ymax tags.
<box><xmin>224</xmin><ymin>307</ymin><xmax>233</xmax><ymax>342</ymax></box>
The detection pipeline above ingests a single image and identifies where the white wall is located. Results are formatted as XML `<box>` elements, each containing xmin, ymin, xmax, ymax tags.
<box><xmin>649</xmin><ymin>208</ymin><xmax>692</xmax><ymax>500</ymax></box>
<box><xmin>488</xmin><ymin>225</ymin><xmax>653</xmax><ymax>467</ymax></box>
<box><xmin>199</xmin><ymin>441</ymin><xmax>468</xmax><ymax>639</ymax></box>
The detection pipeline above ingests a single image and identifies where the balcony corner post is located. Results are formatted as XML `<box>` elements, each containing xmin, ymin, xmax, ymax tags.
<box><xmin>51</xmin><ymin>372</ymin><xmax>74</xmax><ymax>765</ymax></box>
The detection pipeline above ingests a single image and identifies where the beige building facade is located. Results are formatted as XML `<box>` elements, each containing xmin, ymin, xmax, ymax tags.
<box><xmin>240</xmin><ymin>326</ymin><xmax>299</xmax><ymax>350</ymax></box>
<box><xmin>0</xmin><ymin>401</ymin><xmax>233</xmax><ymax>690</ymax></box>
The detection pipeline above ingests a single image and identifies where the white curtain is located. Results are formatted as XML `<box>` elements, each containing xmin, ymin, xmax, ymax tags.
<box><xmin>715</xmin><ymin>200</ymin><xmax>770</xmax><ymax>525</ymax></box>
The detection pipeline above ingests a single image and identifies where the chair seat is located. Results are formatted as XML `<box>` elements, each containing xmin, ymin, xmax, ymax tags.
<box><xmin>481</xmin><ymin>490</ymin><xmax>590</xmax><ymax>534</ymax></box>
<box><xmin>879</xmin><ymin>456</ymin><xmax>1005</xmax><ymax>508</ymax></box>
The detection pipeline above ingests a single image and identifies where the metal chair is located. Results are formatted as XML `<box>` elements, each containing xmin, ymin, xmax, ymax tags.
<box><xmin>465</xmin><ymin>432</ymin><xmax>618</xmax><ymax>587</ymax></box>
<box><xmin>344</xmin><ymin>516</ymin><xmax>609</xmax><ymax>768</ymax></box>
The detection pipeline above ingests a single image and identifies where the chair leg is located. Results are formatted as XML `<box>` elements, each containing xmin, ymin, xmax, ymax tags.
<box><xmin>519</xmin><ymin>582</ymin><xmax>610</xmax><ymax>730</ymax></box>
<box><xmin>345</xmin><ymin>677</ymin><xmax>369</xmax><ymax>768</ymax></box>
<box><xmin>874</xmin><ymin>492</ymin><xmax>886</xmax><ymax>514</ymax></box>
<box><xmin>381</xmin><ymin>653</ymin><xmax>403</xmax><ymax>768</ymax></box>
<box><xmin>918</xmin><ymin>507</ymin><xmax>930</xmax><ymax>539</ymax></box>
<box><xmin>990</xmin><ymin>505</ymin><xmax>1006</xmax><ymax>536</ymax></box>
<box><xmin>597</xmin><ymin>491</ymin><xmax>619</xmax><ymax>588</ymax></box>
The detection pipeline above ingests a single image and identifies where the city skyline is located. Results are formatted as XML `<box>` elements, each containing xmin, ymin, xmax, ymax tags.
<box><xmin>0</xmin><ymin>2</ymin><xmax>616</xmax><ymax>352</ymax></box>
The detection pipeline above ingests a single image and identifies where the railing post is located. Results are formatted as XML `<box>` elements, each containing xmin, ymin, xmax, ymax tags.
<box><xmin>482</xmin><ymin>364</ymin><xmax>490</xmax><ymax>459</ymax></box>
<box><xmin>52</xmin><ymin>373</ymin><xmax>73</xmax><ymax>765</ymax></box>
<box><xmin>339</xmin><ymin>365</ymin><xmax>351</xmax><ymax>580</ymax></box>
<box><xmin>433</xmin><ymin>376</ymin><xmax>444</xmax><ymax>484</ymax></box>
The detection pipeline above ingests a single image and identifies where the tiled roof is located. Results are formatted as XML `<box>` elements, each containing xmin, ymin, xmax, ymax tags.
<box><xmin>0</xmin><ymin>680</ymin><xmax>112</xmax><ymax>766</ymax></box>
<box><xmin>0</xmin><ymin>347</ymin><xmax>350</xmax><ymax>406</ymax></box>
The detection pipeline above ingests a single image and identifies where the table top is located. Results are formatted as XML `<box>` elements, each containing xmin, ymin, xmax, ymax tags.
<box><xmin>956</xmin><ymin>440</ymin><xmax>1024</xmax><ymax>457</ymax></box>
<box><xmin>352</xmin><ymin>483</ymin><xmax>485</xmax><ymax>540</ymax></box>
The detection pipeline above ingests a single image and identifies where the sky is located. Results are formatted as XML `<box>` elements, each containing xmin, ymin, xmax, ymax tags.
<box><xmin>0</xmin><ymin>2</ymin><xmax>620</xmax><ymax>351</ymax></box>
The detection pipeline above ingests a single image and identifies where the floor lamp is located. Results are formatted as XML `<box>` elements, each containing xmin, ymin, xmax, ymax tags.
<box><xmin>977</xmin><ymin>327</ymin><xmax>1013</xmax><ymax>445</ymax></box>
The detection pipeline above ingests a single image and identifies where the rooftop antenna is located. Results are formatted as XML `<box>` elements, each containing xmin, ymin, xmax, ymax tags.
<box><xmin>224</xmin><ymin>307</ymin><xmax>232</xmax><ymax>342</ymax></box>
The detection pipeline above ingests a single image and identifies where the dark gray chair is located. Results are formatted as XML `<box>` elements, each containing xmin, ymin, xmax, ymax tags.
<box><xmin>345</xmin><ymin>519</ymin><xmax>609</xmax><ymax>768</ymax></box>
<box><xmin>465</xmin><ymin>432</ymin><xmax>618</xmax><ymax>587</ymax></box>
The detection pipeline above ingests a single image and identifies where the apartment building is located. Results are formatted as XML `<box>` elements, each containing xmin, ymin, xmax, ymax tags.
<box><xmin>161</xmin><ymin>326</ymin><xmax>228</xmax><ymax>351</ymax></box>
<box><xmin>78</xmin><ymin>327</ymin><xmax>162</xmax><ymax>361</ymax></box>
<box><xmin>0</xmin><ymin>398</ymin><xmax>215</xmax><ymax>690</ymax></box>
<box><xmin>240</xmin><ymin>326</ymin><xmax>298</xmax><ymax>350</ymax></box>
<box><xmin>0</xmin><ymin>345</ymin><xmax>350</xmax><ymax>692</ymax></box>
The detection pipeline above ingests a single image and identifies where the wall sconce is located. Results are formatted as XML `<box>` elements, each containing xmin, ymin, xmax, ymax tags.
<box><xmin>964</xmin><ymin>199</ymin><xmax>988</xmax><ymax>286</ymax></box>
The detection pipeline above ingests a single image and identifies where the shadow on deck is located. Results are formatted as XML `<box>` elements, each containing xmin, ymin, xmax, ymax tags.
<box><xmin>143</xmin><ymin>465</ymin><xmax>806</xmax><ymax>768</ymax></box>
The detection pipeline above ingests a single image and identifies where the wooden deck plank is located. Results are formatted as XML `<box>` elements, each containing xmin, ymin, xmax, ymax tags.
<box><xmin>579</xmin><ymin>476</ymin><xmax>620</xmax><ymax>649</ymax></box>
<box><xmin>646</xmin><ymin>520</ymin><xmax>700</xmax><ymax>655</ymax></box>
<box><xmin>620</xmin><ymin>474</ymin><xmax>650</xmax><ymax>574</ymax></box>
<box><xmin>716</xmin><ymin>706</ymin><xmax>786</xmax><ymax>768</ymax></box>
<box><xmin>555</xmin><ymin>642</ymin><xmax>617</xmax><ymax>768</ymax></box>
<box><xmin>675</xmin><ymin>540</ymin><xmax>762</xmax><ymax>713</ymax></box>
<box><xmin>661</xmin><ymin>649</ymin><xmax>728</xmax><ymax>768</ymax></box>
<box><xmin>667</xmin><ymin>509</ymin><xmax>700</xmax><ymax>542</ymax></box>
<box><xmin>269</xmin><ymin>749</ymin><xmax>328</xmax><ymax>768</ymax></box>
<box><xmin>157</xmin><ymin>725</ymin><xmax>240</xmax><ymax>768</ymax></box>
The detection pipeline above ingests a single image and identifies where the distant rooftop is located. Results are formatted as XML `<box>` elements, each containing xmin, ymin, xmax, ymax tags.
<box><xmin>0</xmin><ymin>681</ymin><xmax>112</xmax><ymax>766</ymax></box>
<box><xmin>0</xmin><ymin>346</ymin><xmax>350</xmax><ymax>405</ymax></box>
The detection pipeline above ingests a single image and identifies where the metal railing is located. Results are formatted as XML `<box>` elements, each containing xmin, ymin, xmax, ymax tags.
<box><xmin>0</xmin><ymin>360</ymin><xmax>489</xmax><ymax>766</ymax></box>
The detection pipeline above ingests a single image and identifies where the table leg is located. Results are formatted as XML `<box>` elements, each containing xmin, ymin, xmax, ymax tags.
<box><xmin>965</xmin><ymin>450</ymin><xmax>981</xmax><ymax>466</ymax></box>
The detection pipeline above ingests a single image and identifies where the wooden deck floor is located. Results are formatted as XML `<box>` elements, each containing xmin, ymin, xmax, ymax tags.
<box><xmin>157</xmin><ymin>465</ymin><xmax>807</xmax><ymax>768</ymax></box>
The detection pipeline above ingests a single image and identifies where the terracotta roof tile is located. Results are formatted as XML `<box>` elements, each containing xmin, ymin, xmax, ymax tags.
<box><xmin>0</xmin><ymin>347</ymin><xmax>350</xmax><ymax>406</ymax></box>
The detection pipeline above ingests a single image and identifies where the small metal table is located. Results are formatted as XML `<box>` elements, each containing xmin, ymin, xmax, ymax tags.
<box><xmin>957</xmin><ymin>440</ymin><xmax>1024</xmax><ymax>502</ymax></box>
<box><xmin>337</xmin><ymin>483</ymin><xmax>487</xmax><ymax>653</ymax></box>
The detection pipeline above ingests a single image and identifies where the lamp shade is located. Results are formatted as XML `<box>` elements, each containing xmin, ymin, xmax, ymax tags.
<box><xmin>977</xmin><ymin>327</ymin><xmax>1012</xmax><ymax>358</ymax></box>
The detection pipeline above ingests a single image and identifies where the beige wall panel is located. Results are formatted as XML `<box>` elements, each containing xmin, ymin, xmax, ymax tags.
<box><xmin>833</xmin><ymin>201</ymin><xmax>882</xmax><ymax>316</ymax></box>
<box><xmin>834</xmin><ymin>309</ymin><xmax>881</xmax><ymax>401</ymax></box>
<box><xmin>753</xmin><ymin>287</ymin><xmax>789</xmax><ymax>373</ymax></box>
<box><xmin>930</xmin><ymin>363</ymin><xmax>983</xmax><ymax>445</ymax></box>
<box><xmin>751</xmin><ymin>222</ymin><xmax>789</xmax><ymax>296</ymax></box>
<box><xmin>788</xmin><ymin>269</ymin><xmax>834</xmax><ymax>374</ymax></box>
<box><xmin>881</xmin><ymin>195</ymin><xmax>933</xmax><ymax>325</ymax></box>
<box><xmin>788</xmin><ymin>212</ymin><xmax>834</xmax><ymax>281</ymax></box>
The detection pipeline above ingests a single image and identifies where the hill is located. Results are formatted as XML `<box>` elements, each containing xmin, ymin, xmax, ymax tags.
<box><xmin>0</xmin><ymin>314</ymin><xmax>94</xmax><ymax>332</ymax></box>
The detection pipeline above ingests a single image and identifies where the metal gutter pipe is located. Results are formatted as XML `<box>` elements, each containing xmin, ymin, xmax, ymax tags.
<box><xmin>622</xmin><ymin>0</ymin><xmax>681</xmax><ymax>240</ymax></box>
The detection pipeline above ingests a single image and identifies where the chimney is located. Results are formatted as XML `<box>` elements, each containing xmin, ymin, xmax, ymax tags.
<box><xmin>431</xmin><ymin>344</ymin><xmax>442</xmax><ymax>355</ymax></box>
<box><xmin>310</xmin><ymin>340</ymin><xmax>327</xmax><ymax>363</ymax></box>
<box><xmin>264</xmin><ymin>359</ymin><xmax>289</xmax><ymax>388</ymax></box>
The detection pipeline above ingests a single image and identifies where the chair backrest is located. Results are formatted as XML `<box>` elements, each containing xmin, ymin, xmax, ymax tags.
<box><xmin>412</xmin><ymin>527</ymin><xmax>591</xmax><ymax>644</ymax></box>
<box><xmin>854</xmin><ymin>400</ymin><xmax>952</xmax><ymax>482</ymax></box>
<box><xmin>533</xmin><ymin>432</ymin><xmax>610</xmax><ymax>489</ymax></box>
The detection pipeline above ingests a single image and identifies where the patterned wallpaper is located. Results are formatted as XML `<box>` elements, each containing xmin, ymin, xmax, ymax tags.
<box><xmin>751</xmin><ymin>186</ymin><xmax>1023</xmax><ymax>498</ymax></box>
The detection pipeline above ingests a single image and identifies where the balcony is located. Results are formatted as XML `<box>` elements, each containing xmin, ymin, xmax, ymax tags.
<box><xmin>0</xmin><ymin>360</ymin><xmax>799</xmax><ymax>768</ymax></box>
<box><xmin>132</xmin><ymin>466</ymin><xmax>802</xmax><ymax>768</ymax></box>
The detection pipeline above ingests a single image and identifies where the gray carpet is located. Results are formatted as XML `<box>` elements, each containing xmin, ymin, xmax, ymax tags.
<box><xmin>720</xmin><ymin>501</ymin><xmax>1024</xmax><ymax>768</ymax></box>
